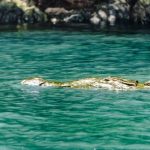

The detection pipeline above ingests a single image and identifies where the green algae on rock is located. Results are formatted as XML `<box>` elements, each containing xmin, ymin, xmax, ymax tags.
<box><xmin>21</xmin><ymin>77</ymin><xmax>149</xmax><ymax>91</ymax></box>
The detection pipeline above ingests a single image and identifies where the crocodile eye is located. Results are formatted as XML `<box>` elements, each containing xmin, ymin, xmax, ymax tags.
<box><xmin>39</xmin><ymin>82</ymin><xmax>45</xmax><ymax>86</ymax></box>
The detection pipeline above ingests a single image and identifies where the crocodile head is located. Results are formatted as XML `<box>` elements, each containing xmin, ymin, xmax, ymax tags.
<box><xmin>21</xmin><ymin>77</ymin><xmax>46</xmax><ymax>86</ymax></box>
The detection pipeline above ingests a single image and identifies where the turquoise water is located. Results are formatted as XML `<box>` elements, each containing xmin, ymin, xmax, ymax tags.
<box><xmin>0</xmin><ymin>29</ymin><xmax>150</xmax><ymax>150</ymax></box>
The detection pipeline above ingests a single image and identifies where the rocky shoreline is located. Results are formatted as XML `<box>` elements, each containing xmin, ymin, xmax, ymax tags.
<box><xmin>0</xmin><ymin>0</ymin><xmax>150</xmax><ymax>28</ymax></box>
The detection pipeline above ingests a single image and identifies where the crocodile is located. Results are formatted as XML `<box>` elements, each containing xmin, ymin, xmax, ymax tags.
<box><xmin>21</xmin><ymin>77</ymin><xmax>150</xmax><ymax>91</ymax></box>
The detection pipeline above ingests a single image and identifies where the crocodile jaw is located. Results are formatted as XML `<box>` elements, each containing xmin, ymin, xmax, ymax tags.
<box><xmin>21</xmin><ymin>78</ymin><xmax>45</xmax><ymax>86</ymax></box>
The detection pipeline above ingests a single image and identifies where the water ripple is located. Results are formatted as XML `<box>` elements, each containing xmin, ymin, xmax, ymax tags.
<box><xmin>0</xmin><ymin>29</ymin><xmax>150</xmax><ymax>149</ymax></box>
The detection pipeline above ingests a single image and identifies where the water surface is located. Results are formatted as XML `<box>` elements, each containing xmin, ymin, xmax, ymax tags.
<box><xmin>0</xmin><ymin>28</ymin><xmax>150</xmax><ymax>150</ymax></box>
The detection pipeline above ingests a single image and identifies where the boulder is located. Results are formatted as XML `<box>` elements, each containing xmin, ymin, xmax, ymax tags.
<box><xmin>98</xmin><ymin>10</ymin><xmax>108</xmax><ymax>21</ymax></box>
<box><xmin>90</xmin><ymin>13</ymin><xmax>100</xmax><ymax>25</ymax></box>
<box><xmin>45</xmin><ymin>7</ymin><xmax>73</xmax><ymax>16</ymax></box>
<box><xmin>0</xmin><ymin>0</ymin><xmax>45</xmax><ymax>24</ymax></box>
<box><xmin>131</xmin><ymin>1</ymin><xmax>150</xmax><ymax>24</ymax></box>
<box><xmin>0</xmin><ymin>1</ymin><xmax>23</xmax><ymax>24</ymax></box>
<box><xmin>108</xmin><ymin>14</ymin><xmax>116</xmax><ymax>25</ymax></box>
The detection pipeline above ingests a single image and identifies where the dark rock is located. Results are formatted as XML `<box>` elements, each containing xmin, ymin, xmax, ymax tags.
<box><xmin>132</xmin><ymin>2</ymin><xmax>147</xmax><ymax>24</ymax></box>
<box><xmin>64</xmin><ymin>0</ymin><xmax>94</xmax><ymax>8</ymax></box>
<box><xmin>0</xmin><ymin>2</ymin><xmax>23</xmax><ymax>24</ymax></box>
